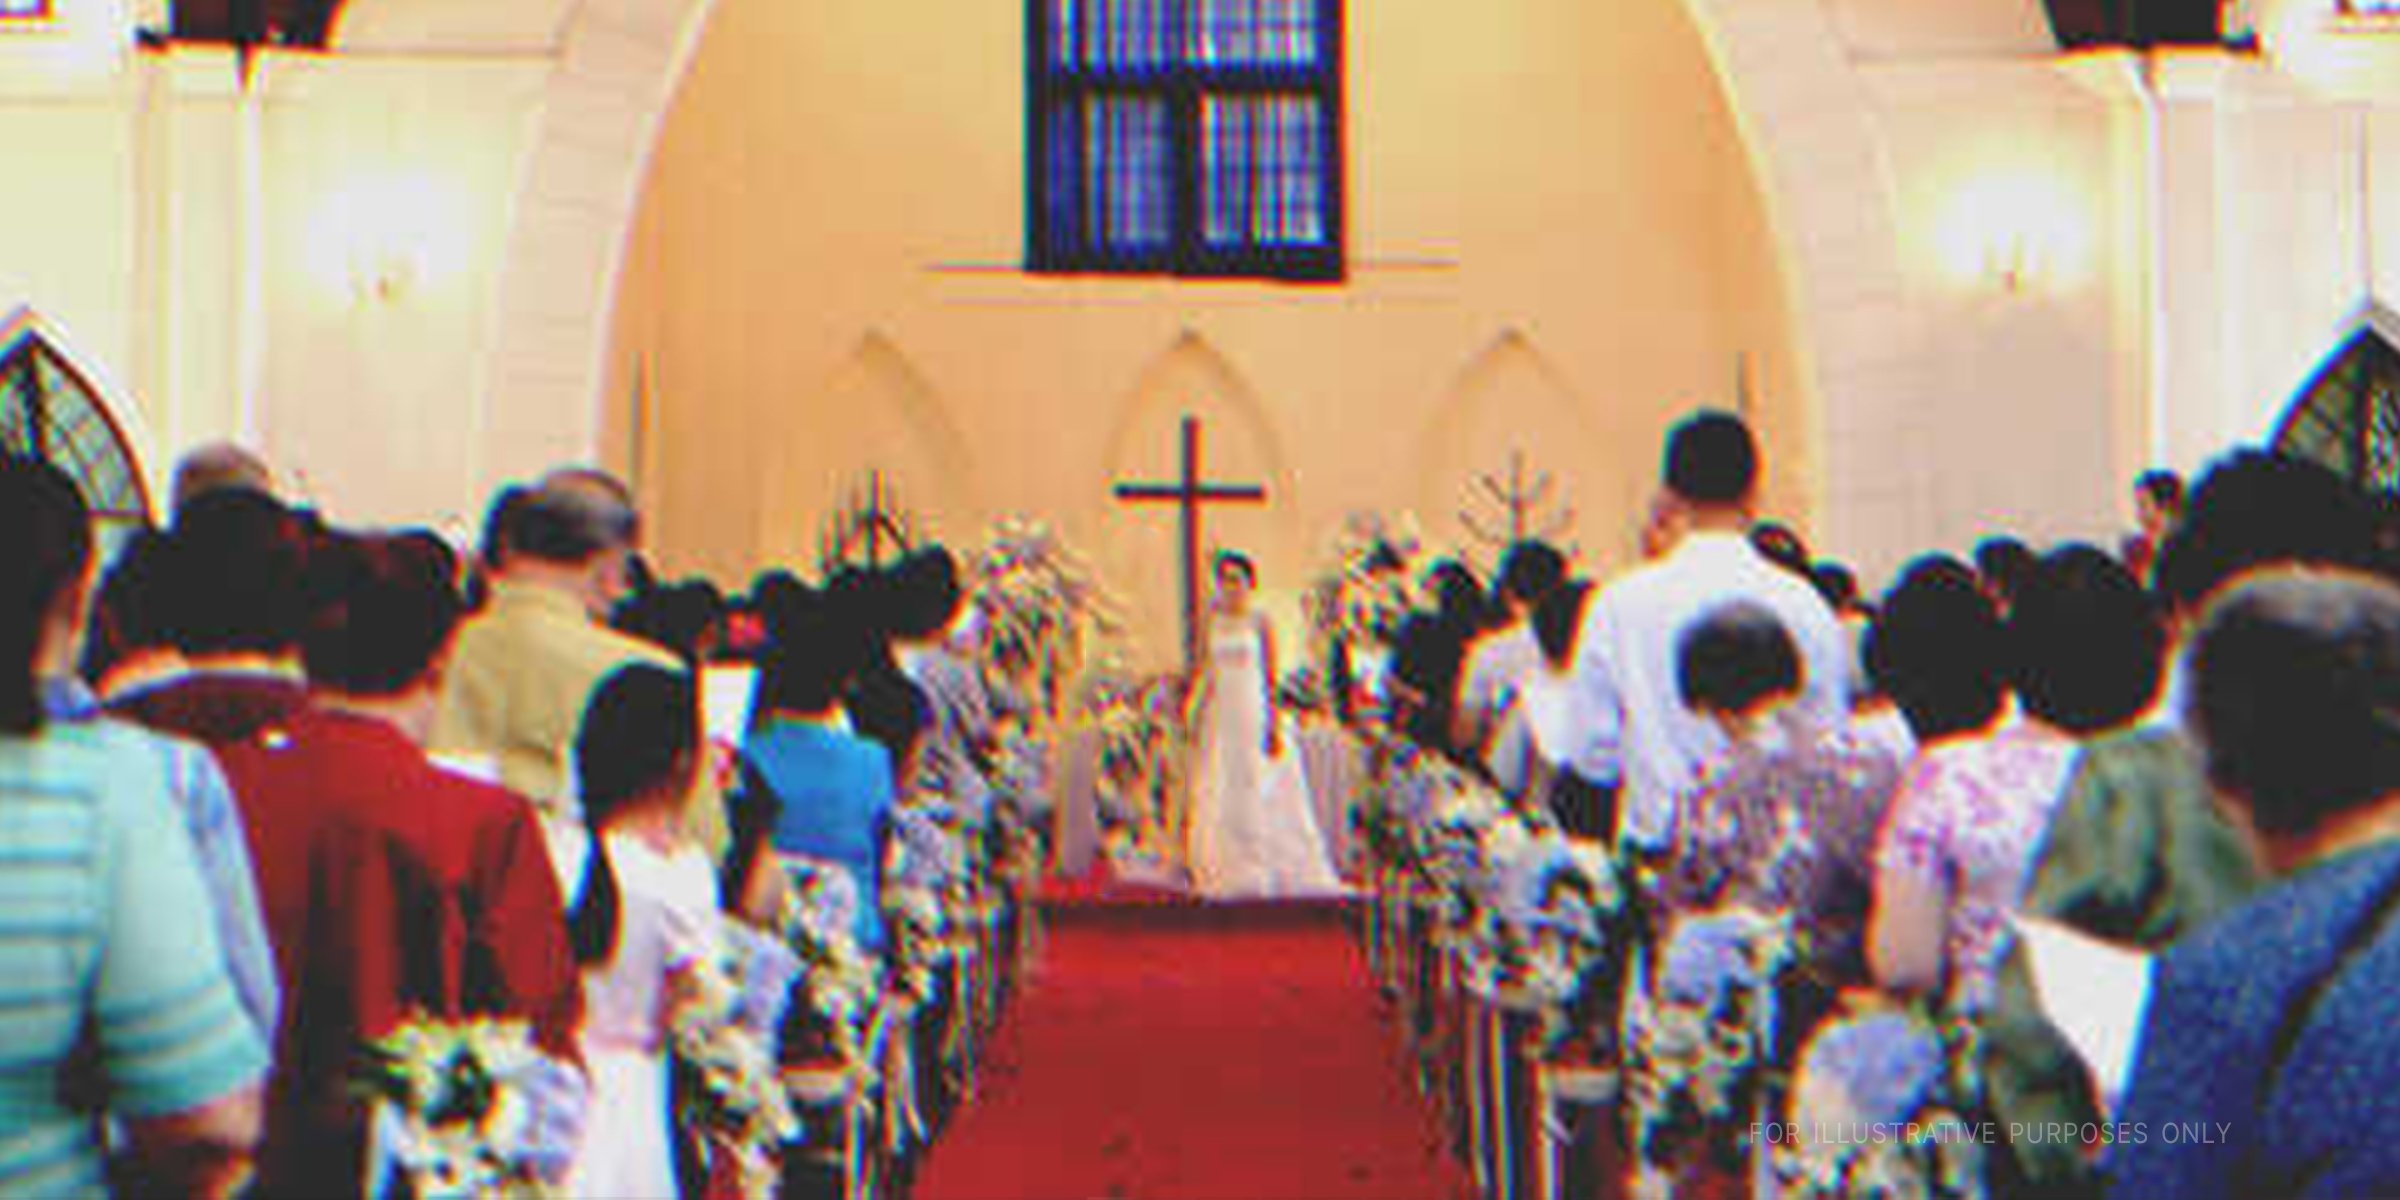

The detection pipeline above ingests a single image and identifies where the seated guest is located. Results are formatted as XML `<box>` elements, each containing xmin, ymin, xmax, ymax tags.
<box><xmin>883</xmin><ymin>549</ymin><xmax>993</xmax><ymax>816</ymax></box>
<box><xmin>433</xmin><ymin>470</ymin><xmax>727</xmax><ymax>857</ymax></box>
<box><xmin>108</xmin><ymin>488</ymin><xmax>313</xmax><ymax>744</ymax></box>
<box><xmin>563</xmin><ymin>666</ymin><xmax>721</xmax><ymax>1200</ymax></box>
<box><xmin>1660</xmin><ymin>602</ymin><xmax>1903</xmax><ymax>1003</ymax></box>
<box><xmin>747</xmin><ymin>607</ymin><xmax>896</xmax><ymax>952</ymax></box>
<box><xmin>1869</xmin><ymin>558</ymin><xmax>2077</xmax><ymax>1015</ymax></box>
<box><xmin>0</xmin><ymin>456</ymin><xmax>268</xmax><ymax>1198</ymax></box>
<box><xmin>1983</xmin><ymin>547</ymin><xmax>2265</xmax><ymax>1198</ymax></box>
<box><xmin>2109</xmin><ymin>570</ymin><xmax>2400</xmax><ymax>1200</ymax></box>
<box><xmin>213</xmin><ymin>532</ymin><xmax>584</xmax><ymax>1197</ymax></box>
<box><xmin>1454</xmin><ymin>540</ymin><xmax>1565</xmax><ymax>796</ymax></box>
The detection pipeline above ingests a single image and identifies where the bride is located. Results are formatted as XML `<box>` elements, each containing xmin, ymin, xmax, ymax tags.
<box><xmin>1185</xmin><ymin>551</ymin><xmax>1345</xmax><ymax>899</ymax></box>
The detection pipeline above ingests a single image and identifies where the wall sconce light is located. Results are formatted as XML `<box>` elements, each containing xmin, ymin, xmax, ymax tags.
<box><xmin>308</xmin><ymin>172</ymin><xmax>465</xmax><ymax>310</ymax></box>
<box><xmin>1937</xmin><ymin>172</ymin><xmax>2091</xmax><ymax>298</ymax></box>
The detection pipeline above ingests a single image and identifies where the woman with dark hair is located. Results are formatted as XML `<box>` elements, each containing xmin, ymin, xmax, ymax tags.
<box><xmin>564</xmin><ymin>664</ymin><xmax>716</xmax><ymax>1200</ymax></box>
<box><xmin>747</xmin><ymin>606</ymin><xmax>898</xmax><ymax>951</ymax></box>
<box><xmin>1868</xmin><ymin>557</ymin><xmax>2079</xmax><ymax>1014</ymax></box>
<box><xmin>1980</xmin><ymin>548</ymin><xmax>2264</xmax><ymax>1198</ymax></box>
<box><xmin>0</xmin><ymin>456</ymin><xmax>269</xmax><ymax>1197</ymax></box>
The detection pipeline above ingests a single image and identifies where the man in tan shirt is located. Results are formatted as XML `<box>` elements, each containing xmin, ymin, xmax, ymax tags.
<box><xmin>433</xmin><ymin>470</ymin><xmax>728</xmax><ymax>857</ymax></box>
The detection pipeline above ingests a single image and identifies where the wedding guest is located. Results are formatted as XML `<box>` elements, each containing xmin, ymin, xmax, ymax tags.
<box><xmin>213</xmin><ymin>531</ymin><xmax>584</xmax><ymax>1197</ymax></box>
<box><xmin>1569</xmin><ymin>410</ymin><xmax>1852</xmax><ymax>850</ymax></box>
<box><xmin>1982</xmin><ymin>547</ymin><xmax>2263</xmax><ymax>1199</ymax></box>
<box><xmin>747</xmin><ymin>606</ymin><xmax>896</xmax><ymax>952</ymax></box>
<box><xmin>169</xmin><ymin>441</ymin><xmax>276</xmax><ymax>517</ymax></box>
<box><xmin>433</xmin><ymin>470</ymin><xmax>729</xmax><ymax>857</ymax></box>
<box><xmin>1391</xmin><ymin>559</ymin><xmax>1485</xmax><ymax>753</ymax></box>
<box><xmin>1453</xmin><ymin>540</ymin><xmax>1564</xmax><ymax>794</ymax></box>
<box><xmin>1868</xmin><ymin>557</ymin><xmax>2077</xmax><ymax>1014</ymax></box>
<box><xmin>1521</xmin><ymin>578</ymin><xmax>1614</xmax><ymax>839</ymax></box>
<box><xmin>1661</xmin><ymin>602</ymin><xmax>1902</xmax><ymax>1003</ymax></box>
<box><xmin>563</xmin><ymin>665</ymin><xmax>721</xmax><ymax>1200</ymax></box>
<box><xmin>78</xmin><ymin>526</ymin><xmax>186</xmax><ymax>696</ymax></box>
<box><xmin>1976</xmin><ymin>536</ymin><xmax>2038</xmax><ymax>618</ymax></box>
<box><xmin>2121</xmin><ymin>469</ymin><xmax>2184</xmax><ymax>587</ymax></box>
<box><xmin>2110</xmin><ymin>570</ymin><xmax>2400</xmax><ymax>1200</ymax></box>
<box><xmin>0</xmin><ymin>456</ymin><xmax>268</xmax><ymax>1198</ymax></box>
<box><xmin>883</xmin><ymin>550</ymin><xmax>996</xmax><ymax>813</ymax></box>
<box><xmin>108</xmin><ymin>488</ymin><xmax>313</xmax><ymax>746</ymax></box>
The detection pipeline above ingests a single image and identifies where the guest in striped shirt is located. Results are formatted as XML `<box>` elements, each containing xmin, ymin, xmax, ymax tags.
<box><xmin>0</xmin><ymin>455</ymin><xmax>268</xmax><ymax>1198</ymax></box>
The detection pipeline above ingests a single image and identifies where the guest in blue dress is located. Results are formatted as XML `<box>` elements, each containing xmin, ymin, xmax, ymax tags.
<box><xmin>745</xmin><ymin>602</ymin><xmax>895</xmax><ymax>952</ymax></box>
<box><xmin>2109</xmin><ymin>569</ymin><xmax>2400</xmax><ymax>1200</ymax></box>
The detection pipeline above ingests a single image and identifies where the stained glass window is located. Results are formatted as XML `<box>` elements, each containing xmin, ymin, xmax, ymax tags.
<box><xmin>0</xmin><ymin>324</ymin><xmax>153</xmax><ymax>545</ymax></box>
<box><xmin>2272</xmin><ymin>329</ymin><xmax>2400</xmax><ymax>493</ymax></box>
<box><xmin>1030</xmin><ymin>0</ymin><xmax>1342</xmax><ymax>280</ymax></box>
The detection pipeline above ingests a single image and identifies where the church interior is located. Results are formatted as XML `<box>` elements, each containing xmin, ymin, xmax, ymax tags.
<box><xmin>7</xmin><ymin>0</ymin><xmax>2400</xmax><ymax>1198</ymax></box>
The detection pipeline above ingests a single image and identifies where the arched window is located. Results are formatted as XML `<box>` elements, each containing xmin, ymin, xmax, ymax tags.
<box><xmin>2271</xmin><ymin>327</ymin><xmax>2400</xmax><ymax>493</ymax></box>
<box><xmin>0</xmin><ymin>318</ymin><xmax>154</xmax><ymax>541</ymax></box>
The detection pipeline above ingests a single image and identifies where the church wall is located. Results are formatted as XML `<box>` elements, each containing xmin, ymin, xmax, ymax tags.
<box><xmin>1855</xmin><ymin>59</ymin><xmax>2133</xmax><ymax>559</ymax></box>
<box><xmin>604</xmin><ymin>0</ymin><xmax>1813</xmax><ymax>666</ymax></box>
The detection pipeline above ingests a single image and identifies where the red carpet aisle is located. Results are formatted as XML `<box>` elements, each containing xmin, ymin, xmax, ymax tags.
<box><xmin>913</xmin><ymin>901</ymin><xmax>1473</xmax><ymax>1200</ymax></box>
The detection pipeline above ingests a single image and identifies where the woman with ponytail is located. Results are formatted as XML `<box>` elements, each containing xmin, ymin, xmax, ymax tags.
<box><xmin>0</xmin><ymin>455</ymin><xmax>269</xmax><ymax>1197</ymax></box>
<box><xmin>563</xmin><ymin>663</ymin><xmax>716</xmax><ymax>1200</ymax></box>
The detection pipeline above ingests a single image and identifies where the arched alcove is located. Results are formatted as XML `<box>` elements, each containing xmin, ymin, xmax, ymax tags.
<box><xmin>753</xmin><ymin>331</ymin><xmax>985</xmax><ymax>571</ymax></box>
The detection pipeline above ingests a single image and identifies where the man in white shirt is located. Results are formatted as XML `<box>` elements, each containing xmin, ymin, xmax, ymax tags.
<box><xmin>1455</xmin><ymin>541</ymin><xmax>1566</xmax><ymax>795</ymax></box>
<box><xmin>1570</xmin><ymin>410</ymin><xmax>1853</xmax><ymax>849</ymax></box>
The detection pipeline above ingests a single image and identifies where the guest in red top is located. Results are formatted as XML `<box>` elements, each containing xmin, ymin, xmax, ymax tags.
<box><xmin>211</xmin><ymin>531</ymin><xmax>585</xmax><ymax>1197</ymax></box>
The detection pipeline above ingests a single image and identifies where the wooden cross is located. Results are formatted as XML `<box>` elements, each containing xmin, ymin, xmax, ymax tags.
<box><xmin>1113</xmin><ymin>416</ymin><xmax>1267</xmax><ymax>677</ymax></box>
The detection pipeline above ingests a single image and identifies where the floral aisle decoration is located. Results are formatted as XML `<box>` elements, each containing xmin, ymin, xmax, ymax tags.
<box><xmin>1477</xmin><ymin>822</ymin><xmax>1630</xmax><ymax>1048</ymax></box>
<box><xmin>1080</xmin><ymin>671</ymin><xmax>1183</xmax><ymax>860</ymax></box>
<box><xmin>1623</xmin><ymin>905</ymin><xmax>1802</xmax><ymax>1200</ymax></box>
<box><xmin>972</xmin><ymin>519</ymin><xmax>1123</xmax><ymax>723</ymax></box>
<box><xmin>885</xmin><ymin>803</ymin><xmax>972</xmax><ymax>1004</ymax></box>
<box><xmin>358</xmin><ymin>1018</ymin><xmax>582</xmax><ymax>1200</ymax></box>
<box><xmin>776</xmin><ymin>858</ymin><xmax>881</xmax><ymax>1081</ymax></box>
<box><xmin>1777</xmin><ymin>998</ymin><xmax>1988</xmax><ymax>1200</ymax></box>
<box><xmin>669</xmin><ymin>923</ymin><xmax>803</xmax><ymax>1200</ymax></box>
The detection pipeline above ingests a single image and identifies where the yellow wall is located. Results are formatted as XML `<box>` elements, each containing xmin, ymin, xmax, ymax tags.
<box><xmin>609</xmin><ymin>0</ymin><xmax>1810</xmax><ymax>664</ymax></box>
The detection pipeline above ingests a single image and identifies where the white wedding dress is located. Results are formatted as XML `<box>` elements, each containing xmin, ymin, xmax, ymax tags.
<box><xmin>1187</xmin><ymin>615</ymin><xmax>1346</xmax><ymax>899</ymax></box>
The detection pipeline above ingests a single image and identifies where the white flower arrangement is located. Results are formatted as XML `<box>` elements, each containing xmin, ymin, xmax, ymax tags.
<box><xmin>973</xmin><ymin>518</ymin><xmax>1123</xmax><ymax>723</ymax></box>
<box><xmin>1624</xmin><ymin>906</ymin><xmax>1801</xmax><ymax>1188</ymax></box>
<box><xmin>777</xmin><ymin>859</ymin><xmax>882</xmax><ymax>1081</ymax></box>
<box><xmin>669</xmin><ymin>925</ymin><xmax>803</xmax><ymax>1200</ymax></box>
<box><xmin>359</xmin><ymin>1018</ymin><xmax>573</xmax><ymax>1200</ymax></box>
<box><xmin>1777</xmin><ymin>1002</ymin><xmax>1988</xmax><ymax>1200</ymax></box>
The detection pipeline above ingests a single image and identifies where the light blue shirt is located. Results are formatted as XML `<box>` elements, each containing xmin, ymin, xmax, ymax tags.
<box><xmin>0</xmin><ymin>721</ymin><xmax>270</xmax><ymax>1195</ymax></box>
<box><xmin>44</xmin><ymin>677</ymin><xmax>281</xmax><ymax>1042</ymax></box>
